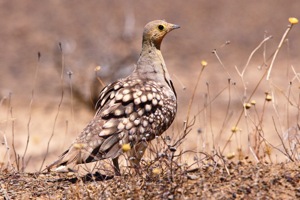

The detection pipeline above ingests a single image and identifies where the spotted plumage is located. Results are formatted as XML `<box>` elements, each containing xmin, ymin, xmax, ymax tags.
<box><xmin>46</xmin><ymin>20</ymin><xmax>180</xmax><ymax>175</ymax></box>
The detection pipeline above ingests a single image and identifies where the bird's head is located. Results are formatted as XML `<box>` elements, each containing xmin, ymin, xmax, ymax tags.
<box><xmin>142</xmin><ymin>20</ymin><xmax>180</xmax><ymax>50</ymax></box>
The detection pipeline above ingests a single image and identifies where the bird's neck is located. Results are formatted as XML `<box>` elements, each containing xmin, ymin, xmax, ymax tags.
<box><xmin>133</xmin><ymin>42</ymin><xmax>172</xmax><ymax>85</ymax></box>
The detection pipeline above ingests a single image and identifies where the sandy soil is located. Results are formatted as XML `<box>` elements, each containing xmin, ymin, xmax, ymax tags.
<box><xmin>1</xmin><ymin>161</ymin><xmax>300</xmax><ymax>199</ymax></box>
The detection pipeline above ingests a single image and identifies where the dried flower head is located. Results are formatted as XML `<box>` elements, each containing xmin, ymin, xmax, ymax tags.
<box><xmin>264</xmin><ymin>145</ymin><xmax>272</xmax><ymax>156</ymax></box>
<box><xmin>226</xmin><ymin>152</ymin><xmax>235</xmax><ymax>160</ymax></box>
<box><xmin>152</xmin><ymin>168</ymin><xmax>162</xmax><ymax>174</ymax></box>
<box><xmin>289</xmin><ymin>17</ymin><xmax>298</xmax><ymax>24</ymax></box>
<box><xmin>201</xmin><ymin>60</ymin><xmax>208</xmax><ymax>67</ymax></box>
<box><xmin>244</xmin><ymin>103</ymin><xmax>251</xmax><ymax>109</ymax></box>
<box><xmin>231</xmin><ymin>126</ymin><xmax>239</xmax><ymax>133</ymax></box>
<box><xmin>250</xmin><ymin>100</ymin><xmax>256</xmax><ymax>105</ymax></box>
<box><xmin>73</xmin><ymin>143</ymin><xmax>86</xmax><ymax>149</ymax></box>
<box><xmin>94</xmin><ymin>65</ymin><xmax>101</xmax><ymax>71</ymax></box>
<box><xmin>265</xmin><ymin>94</ymin><xmax>272</xmax><ymax>102</ymax></box>
<box><xmin>122</xmin><ymin>143</ymin><xmax>131</xmax><ymax>152</ymax></box>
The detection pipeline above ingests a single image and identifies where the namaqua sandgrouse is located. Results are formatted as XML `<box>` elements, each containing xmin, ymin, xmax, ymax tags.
<box><xmin>46</xmin><ymin>20</ymin><xmax>180</xmax><ymax>175</ymax></box>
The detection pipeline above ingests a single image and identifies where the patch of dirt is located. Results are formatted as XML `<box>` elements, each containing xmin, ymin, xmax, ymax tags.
<box><xmin>1</xmin><ymin>161</ymin><xmax>300</xmax><ymax>199</ymax></box>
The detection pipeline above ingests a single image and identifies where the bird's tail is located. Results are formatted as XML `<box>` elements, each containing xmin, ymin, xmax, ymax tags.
<box><xmin>45</xmin><ymin>143</ymin><xmax>90</xmax><ymax>172</ymax></box>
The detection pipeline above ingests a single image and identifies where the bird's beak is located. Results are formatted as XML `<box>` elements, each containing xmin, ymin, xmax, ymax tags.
<box><xmin>171</xmin><ymin>24</ymin><xmax>180</xmax><ymax>30</ymax></box>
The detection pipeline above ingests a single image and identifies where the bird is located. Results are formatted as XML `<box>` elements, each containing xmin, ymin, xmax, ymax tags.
<box><xmin>46</xmin><ymin>20</ymin><xmax>180</xmax><ymax>175</ymax></box>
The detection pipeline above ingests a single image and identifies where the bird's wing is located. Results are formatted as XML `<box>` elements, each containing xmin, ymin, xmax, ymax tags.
<box><xmin>46</xmin><ymin>80</ymin><xmax>128</xmax><ymax>170</ymax></box>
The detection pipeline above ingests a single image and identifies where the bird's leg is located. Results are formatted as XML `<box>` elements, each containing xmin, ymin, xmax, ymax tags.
<box><xmin>128</xmin><ymin>141</ymin><xmax>148</xmax><ymax>174</ymax></box>
<box><xmin>112</xmin><ymin>157</ymin><xmax>121</xmax><ymax>176</ymax></box>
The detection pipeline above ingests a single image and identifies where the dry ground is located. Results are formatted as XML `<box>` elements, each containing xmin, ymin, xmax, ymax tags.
<box><xmin>1</xmin><ymin>1</ymin><xmax>300</xmax><ymax>199</ymax></box>
<box><xmin>1</xmin><ymin>161</ymin><xmax>300</xmax><ymax>199</ymax></box>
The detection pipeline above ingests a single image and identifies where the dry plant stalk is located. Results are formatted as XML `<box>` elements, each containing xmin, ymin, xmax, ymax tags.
<box><xmin>221</xmin><ymin>18</ymin><xmax>298</xmax><ymax>156</ymax></box>
<box><xmin>40</xmin><ymin>43</ymin><xmax>65</xmax><ymax>172</ymax></box>
<box><xmin>266</xmin><ymin>18</ymin><xmax>298</xmax><ymax>80</ymax></box>
<box><xmin>20</xmin><ymin>52</ymin><xmax>41</xmax><ymax>172</ymax></box>
<box><xmin>186</xmin><ymin>61</ymin><xmax>207</xmax><ymax>125</ymax></box>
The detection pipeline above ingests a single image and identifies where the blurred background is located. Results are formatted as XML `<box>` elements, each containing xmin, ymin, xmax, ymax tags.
<box><xmin>1</xmin><ymin>0</ymin><xmax>300</xmax><ymax>171</ymax></box>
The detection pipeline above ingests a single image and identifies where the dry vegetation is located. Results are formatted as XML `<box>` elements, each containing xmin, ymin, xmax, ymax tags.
<box><xmin>1</xmin><ymin>1</ymin><xmax>300</xmax><ymax>199</ymax></box>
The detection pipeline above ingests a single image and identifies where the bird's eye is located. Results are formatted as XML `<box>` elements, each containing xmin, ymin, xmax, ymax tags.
<box><xmin>158</xmin><ymin>25</ymin><xmax>165</xmax><ymax>31</ymax></box>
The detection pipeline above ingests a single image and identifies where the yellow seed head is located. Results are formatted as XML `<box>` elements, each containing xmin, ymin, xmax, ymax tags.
<box><xmin>152</xmin><ymin>168</ymin><xmax>161</xmax><ymax>174</ymax></box>
<box><xmin>250</xmin><ymin>100</ymin><xmax>256</xmax><ymax>105</ymax></box>
<box><xmin>231</xmin><ymin>126</ymin><xmax>238</xmax><ymax>133</ymax></box>
<box><xmin>264</xmin><ymin>145</ymin><xmax>272</xmax><ymax>156</ymax></box>
<box><xmin>67</xmin><ymin>172</ymin><xmax>75</xmax><ymax>177</ymax></box>
<box><xmin>201</xmin><ymin>60</ymin><xmax>208</xmax><ymax>67</ymax></box>
<box><xmin>289</xmin><ymin>17</ymin><xmax>298</xmax><ymax>24</ymax></box>
<box><xmin>73</xmin><ymin>143</ymin><xmax>86</xmax><ymax>149</ymax></box>
<box><xmin>122</xmin><ymin>143</ymin><xmax>131</xmax><ymax>152</ymax></box>
<box><xmin>265</xmin><ymin>94</ymin><xmax>272</xmax><ymax>102</ymax></box>
<box><xmin>237</xmin><ymin>148</ymin><xmax>244</xmax><ymax>160</ymax></box>
<box><xmin>94</xmin><ymin>66</ymin><xmax>101</xmax><ymax>71</ymax></box>
<box><xmin>226</xmin><ymin>152</ymin><xmax>235</xmax><ymax>160</ymax></box>
<box><xmin>244</xmin><ymin>103</ymin><xmax>251</xmax><ymax>109</ymax></box>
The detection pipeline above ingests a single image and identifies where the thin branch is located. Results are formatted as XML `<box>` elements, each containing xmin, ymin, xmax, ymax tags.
<box><xmin>22</xmin><ymin>52</ymin><xmax>41</xmax><ymax>171</ymax></box>
<box><xmin>241</xmin><ymin>36</ymin><xmax>272</xmax><ymax>76</ymax></box>
<box><xmin>212</xmin><ymin>49</ymin><xmax>231</xmax><ymax>78</ymax></box>
<box><xmin>267</xmin><ymin>23</ymin><xmax>296</xmax><ymax>80</ymax></box>
<box><xmin>40</xmin><ymin>43</ymin><xmax>65</xmax><ymax>172</ymax></box>
<box><xmin>186</xmin><ymin>64</ymin><xmax>206</xmax><ymax>124</ymax></box>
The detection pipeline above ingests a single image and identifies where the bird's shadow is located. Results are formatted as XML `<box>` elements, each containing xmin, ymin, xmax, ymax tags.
<box><xmin>49</xmin><ymin>172</ymin><xmax>115</xmax><ymax>184</ymax></box>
